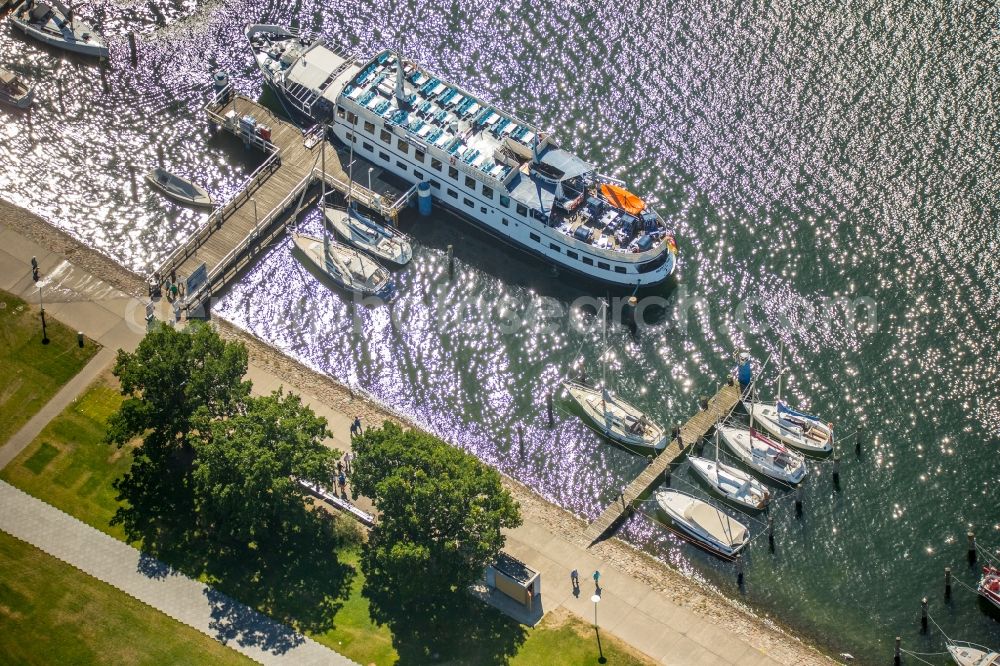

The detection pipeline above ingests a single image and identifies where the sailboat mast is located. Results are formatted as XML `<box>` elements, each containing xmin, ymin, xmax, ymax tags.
<box><xmin>601</xmin><ymin>299</ymin><xmax>607</xmax><ymax>414</ymax></box>
<box><xmin>777</xmin><ymin>340</ymin><xmax>784</xmax><ymax>404</ymax></box>
<box><xmin>322</xmin><ymin>123</ymin><xmax>330</xmax><ymax>259</ymax></box>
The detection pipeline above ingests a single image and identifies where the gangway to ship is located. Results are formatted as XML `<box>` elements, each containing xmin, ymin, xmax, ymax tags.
<box><xmin>153</xmin><ymin>84</ymin><xmax>417</xmax><ymax>315</ymax></box>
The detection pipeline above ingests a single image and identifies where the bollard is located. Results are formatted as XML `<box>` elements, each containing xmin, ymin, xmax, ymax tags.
<box><xmin>968</xmin><ymin>531</ymin><xmax>977</xmax><ymax>564</ymax></box>
<box><xmin>699</xmin><ymin>395</ymin><xmax>709</xmax><ymax>410</ymax></box>
<box><xmin>768</xmin><ymin>514</ymin><xmax>775</xmax><ymax>552</ymax></box>
<box><xmin>944</xmin><ymin>567</ymin><xmax>952</xmax><ymax>600</ymax></box>
<box><xmin>447</xmin><ymin>244</ymin><xmax>454</xmax><ymax>279</ymax></box>
<box><xmin>128</xmin><ymin>32</ymin><xmax>138</xmax><ymax>65</ymax></box>
<box><xmin>77</xmin><ymin>331</ymin><xmax>84</xmax><ymax>348</ymax></box>
<box><xmin>795</xmin><ymin>485</ymin><xmax>803</xmax><ymax>517</ymax></box>
<box><xmin>894</xmin><ymin>637</ymin><xmax>901</xmax><ymax>666</ymax></box>
<box><xmin>546</xmin><ymin>392</ymin><xmax>554</xmax><ymax>427</ymax></box>
<box><xmin>832</xmin><ymin>455</ymin><xmax>841</xmax><ymax>488</ymax></box>
<box><xmin>920</xmin><ymin>597</ymin><xmax>928</xmax><ymax>633</ymax></box>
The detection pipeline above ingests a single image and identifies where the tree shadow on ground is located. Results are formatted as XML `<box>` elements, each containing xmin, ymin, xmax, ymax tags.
<box><xmin>366</xmin><ymin>587</ymin><xmax>527</xmax><ymax>665</ymax></box>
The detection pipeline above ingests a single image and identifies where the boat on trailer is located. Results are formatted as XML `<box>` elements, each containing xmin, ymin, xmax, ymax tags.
<box><xmin>9</xmin><ymin>0</ymin><xmax>108</xmax><ymax>58</ymax></box>
<box><xmin>145</xmin><ymin>168</ymin><xmax>213</xmax><ymax>208</ymax></box>
<box><xmin>947</xmin><ymin>640</ymin><xmax>999</xmax><ymax>666</ymax></box>
<box><xmin>655</xmin><ymin>489</ymin><xmax>748</xmax><ymax>558</ymax></box>
<box><xmin>718</xmin><ymin>423</ymin><xmax>807</xmax><ymax>485</ymax></box>
<box><xmin>0</xmin><ymin>67</ymin><xmax>34</xmax><ymax>109</ymax></box>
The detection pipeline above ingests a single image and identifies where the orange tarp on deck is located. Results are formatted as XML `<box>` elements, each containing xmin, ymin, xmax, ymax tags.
<box><xmin>600</xmin><ymin>183</ymin><xmax>645</xmax><ymax>215</ymax></box>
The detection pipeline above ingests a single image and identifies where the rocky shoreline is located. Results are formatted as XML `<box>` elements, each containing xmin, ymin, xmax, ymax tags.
<box><xmin>1</xmin><ymin>198</ymin><xmax>833</xmax><ymax>665</ymax></box>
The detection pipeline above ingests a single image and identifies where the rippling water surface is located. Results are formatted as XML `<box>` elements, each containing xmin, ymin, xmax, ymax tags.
<box><xmin>1</xmin><ymin>0</ymin><xmax>997</xmax><ymax>662</ymax></box>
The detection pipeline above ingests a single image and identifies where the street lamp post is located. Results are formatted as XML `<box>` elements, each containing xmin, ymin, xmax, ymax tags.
<box><xmin>38</xmin><ymin>284</ymin><xmax>49</xmax><ymax>345</ymax></box>
<box><xmin>591</xmin><ymin>593</ymin><xmax>601</xmax><ymax>628</ymax></box>
<box><xmin>368</xmin><ymin>167</ymin><xmax>373</xmax><ymax>193</ymax></box>
<box><xmin>591</xmin><ymin>593</ymin><xmax>606</xmax><ymax>663</ymax></box>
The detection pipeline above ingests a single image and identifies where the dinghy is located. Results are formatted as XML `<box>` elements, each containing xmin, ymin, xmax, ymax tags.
<box><xmin>689</xmin><ymin>430</ymin><xmax>770</xmax><ymax>510</ymax></box>
<box><xmin>718</xmin><ymin>423</ymin><xmax>807</xmax><ymax>484</ymax></box>
<box><xmin>563</xmin><ymin>380</ymin><xmax>666</xmax><ymax>451</ymax></box>
<box><xmin>947</xmin><ymin>639</ymin><xmax>999</xmax><ymax>666</ymax></box>
<box><xmin>741</xmin><ymin>400</ymin><xmax>833</xmax><ymax>453</ymax></box>
<box><xmin>9</xmin><ymin>0</ymin><xmax>109</xmax><ymax>58</ymax></box>
<box><xmin>327</xmin><ymin>206</ymin><xmax>412</xmax><ymax>266</ymax></box>
<box><xmin>0</xmin><ymin>67</ymin><xmax>34</xmax><ymax>109</ymax></box>
<box><xmin>655</xmin><ymin>489</ymin><xmax>749</xmax><ymax>558</ymax></box>
<box><xmin>979</xmin><ymin>566</ymin><xmax>1000</xmax><ymax>613</ymax></box>
<box><xmin>146</xmin><ymin>168</ymin><xmax>213</xmax><ymax>208</ymax></box>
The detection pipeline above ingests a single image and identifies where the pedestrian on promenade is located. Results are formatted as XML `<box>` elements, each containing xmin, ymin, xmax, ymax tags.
<box><xmin>336</xmin><ymin>460</ymin><xmax>343</xmax><ymax>475</ymax></box>
<box><xmin>570</xmin><ymin>569</ymin><xmax>580</xmax><ymax>597</ymax></box>
<box><xmin>338</xmin><ymin>471</ymin><xmax>347</xmax><ymax>496</ymax></box>
<box><xmin>344</xmin><ymin>451</ymin><xmax>352</xmax><ymax>474</ymax></box>
<box><xmin>593</xmin><ymin>569</ymin><xmax>601</xmax><ymax>593</ymax></box>
<box><xmin>350</xmin><ymin>416</ymin><xmax>363</xmax><ymax>437</ymax></box>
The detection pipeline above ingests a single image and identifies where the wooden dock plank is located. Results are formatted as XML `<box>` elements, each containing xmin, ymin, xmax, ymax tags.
<box><xmin>582</xmin><ymin>382</ymin><xmax>741</xmax><ymax>545</ymax></box>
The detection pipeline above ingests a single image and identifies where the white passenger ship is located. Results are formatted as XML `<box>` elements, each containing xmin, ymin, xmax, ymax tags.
<box><xmin>247</xmin><ymin>25</ymin><xmax>678</xmax><ymax>287</ymax></box>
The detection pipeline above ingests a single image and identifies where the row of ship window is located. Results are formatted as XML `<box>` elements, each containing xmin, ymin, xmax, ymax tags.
<box><xmin>342</xmin><ymin>118</ymin><xmax>631</xmax><ymax>276</ymax></box>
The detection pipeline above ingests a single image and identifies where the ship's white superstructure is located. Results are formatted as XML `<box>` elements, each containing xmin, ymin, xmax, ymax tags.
<box><xmin>247</xmin><ymin>25</ymin><xmax>678</xmax><ymax>286</ymax></box>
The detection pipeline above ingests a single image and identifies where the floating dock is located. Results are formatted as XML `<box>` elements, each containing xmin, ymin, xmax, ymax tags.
<box><xmin>154</xmin><ymin>86</ymin><xmax>417</xmax><ymax>313</ymax></box>
<box><xmin>583</xmin><ymin>381</ymin><xmax>742</xmax><ymax>544</ymax></box>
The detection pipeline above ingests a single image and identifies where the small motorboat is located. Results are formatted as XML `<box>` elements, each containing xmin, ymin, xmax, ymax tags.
<box><xmin>979</xmin><ymin>566</ymin><xmax>1000</xmax><ymax>612</ymax></box>
<box><xmin>9</xmin><ymin>0</ymin><xmax>109</xmax><ymax>58</ymax></box>
<box><xmin>743</xmin><ymin>400</ymin><xmax>833</xmax><ymax>453</ymax></box>
<box><xmin>292</xmin><ymin>231</ymin><xmax>395</xmax><ymax>300</ymax></box>
<box><xmin>0</xmin><ymin>67</ymin><xmax>34</xmax><ymax>109</ymax></box>
<box><xmin>688</xmin><ymin>455</ymin><xmax>770</xmax><ymax>510</ymax></box>
<box><xmin>563</xmin><ymin>380</ymin><xmax>666</xmax><ymax>451</ymax></box>
<box><xmin>145</xmin><ymin>168</ymin><xmax>213</xmax><ymax>208</ymax></box>
<box><xmin>327</xmin><ymin>205</ymin><xmax>412</xmax><ymax>266</ymax></box>
<box><xmin>719</xmin><ymin>423</ymin><xmax>807</xmax><ymax>485</ymax></box>
<box><xmin>947</xmin><ymin>639</ymin><xmax>999</xmax><ymax>666</ymax></box>
<box><xmin>655</xmin><ymin>489</ymin><xmax>749</xmax><ymax>558</ymax></box>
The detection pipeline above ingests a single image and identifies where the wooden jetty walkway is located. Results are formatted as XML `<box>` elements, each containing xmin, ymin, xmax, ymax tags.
<box><xmin>583</xmin><ymin>381</ymin><xmax>742</xmax><ymax>545</ymax></box>
<box><xmin>154</xmin><ymin>85</ymin><xmax>416</xmax><ymax>314</ymax></box>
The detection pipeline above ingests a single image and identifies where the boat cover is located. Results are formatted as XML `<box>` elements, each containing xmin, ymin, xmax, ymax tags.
<box><xmin>600</xmin><ymin>183</ymin><xmax>645</xmax><ymax>215</ymax></box>
<box><xmin>684</xmin><ymin>502</ymin><xmax>747</xmax><ymax>546</ymax></box>
<box><xmin>777</xmin><ymin>401</ymin><xmax>820</xmax><ymax>421</ymax></box>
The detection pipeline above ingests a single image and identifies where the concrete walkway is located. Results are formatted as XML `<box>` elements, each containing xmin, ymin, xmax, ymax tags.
<box><xmin>0</xmin><ymin>482</ymin><xmax>355</xmax><ymax>666</ymax></box>
<box><xmin>0</xmin><ymin>222</ymin><xmax>801</xmax><ymax>665</ymax></box>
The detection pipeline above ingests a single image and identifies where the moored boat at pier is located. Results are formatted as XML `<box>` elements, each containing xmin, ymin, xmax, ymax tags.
<box><xmin>655</xmin><ymin>489</ymin><xmax>748</xmax><ymax>558</ymax></box>
<box><xmin>9</xmin><ymin>0</ymin><xmax>108</xmax><ymax>58</ymax></box>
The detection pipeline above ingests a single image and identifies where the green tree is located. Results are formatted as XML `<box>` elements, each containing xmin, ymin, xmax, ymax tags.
<box><xmin>351</xmin><ymin>422</ymin><xmax>522</xmax><ymax>617</ymax></box>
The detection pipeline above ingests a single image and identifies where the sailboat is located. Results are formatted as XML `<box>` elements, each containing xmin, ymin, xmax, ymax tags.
<box><xmin>0</xmin><ymin>67</ymin><xmax>34</xmax><ymax>109</ymax></box>
<box><xmin>946</xmin><ymin>639</ymin><xmax>999</xmax><ymax>666</ymax></box>
<box><xmin>293</xmin><ymin>128</ymin><xmax>395</xmax><ymax>299</ymax></box>
<box><xmin>688</xmin><ymin>428</ymin><xmax>770</xmax><ymax>510</ymax></box>
<box><xmin>718</xmin><ymin>421</ymin><xmax>807</xmax><ymax>485</ymax></box>
<box><xmin>9</xmin><ymin>0</ymin><xmax>109</xmax><ymax>58</ymax></box>
<box><xmin>655</xmin><ymin>489</ymin><xmax>749</xmax><ymax>558</ymax></box>
<box><xmin>742</xmin><ymin>344</ymin><xmax>834</xmax><ymax>453</ymax></box>
<box><xmin>563</xmin><ymin>302</ymin><xmax>666</xmax><ymax>451</ymax></box>
<box><xmin>979</xmin><ymin>566</ymin><xmax>1000</xmax><ymax>612</ymax></box>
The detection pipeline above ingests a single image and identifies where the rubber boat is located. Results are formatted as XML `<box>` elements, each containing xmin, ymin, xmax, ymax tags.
<box><xmin>655</xmin><ymin>489</ymin><xmax>748</xmax><ymax>558</ymax></box>
<box><xmin>947</xmin><ymin>639</ymin><xmax>999</xmax><ymax>666</ymax></box>
<box><xmin>145</xmin><ymin>168</ymin><xmax>213</xmax><ymax>208</ymax></box>
<box><xmin>743</xmin><ymin>400</ymin><xmax>833</xmax><ymax>453</ymax></box>
<box><xmin>327</xmin><ymin>206</ymin><xmax>412</xmax><ymax>266</ymax></box>
<box><xmin>0</xmin><ymin>67</ymin><xmax>34</xmax><ymax>109</ymax></box>
<box><xmin>688</xmin><ymin>455</ymin><xmax>770</xmax><ymax>510</ymax></box>
<box><xmin>718</xmin><ymin>423</ymin><xmax>807</xmax><ymax>485</ymax></box>
<box><xmin>9</xmin><ymin>0</ymin><xmax>108</xmax><ymax>58</ymax></box>
<box><xmin>979</xmin><ymin>566</ymin><xmax>1000</xmax><ymax>612</ymax></box>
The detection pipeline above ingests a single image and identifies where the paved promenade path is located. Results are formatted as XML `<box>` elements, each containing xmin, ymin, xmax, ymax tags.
<box><xmin>0</xmin><ymin>482</ymin><xmax>355</xmax><ymax>665</ymax></box>
<box><xmin>0</xmin><ymin>222</ymin><xmax>810</xmax><ymax>665</ymax></box>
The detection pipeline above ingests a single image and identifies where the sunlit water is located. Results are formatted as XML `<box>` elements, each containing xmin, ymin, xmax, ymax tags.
<box><xmin>1</xmin><ymin>0</ymin><xmax>997</xmax><ymax>662</ymax></box>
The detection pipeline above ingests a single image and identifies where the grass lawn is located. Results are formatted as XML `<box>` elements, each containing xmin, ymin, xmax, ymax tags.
<box><xmin>1</xmin><ymin>376</ymin><xmax>654</xmax><ymax>666</ymax></box>
<box><xmin>0</xmin><ymin>530</ymin><xmax>251</xmax><ymax>665</ymax></box>
<box><xmin>0</xmin><ymin>289</ymin><xmax>100</xmax><ymax>445</ymax></box>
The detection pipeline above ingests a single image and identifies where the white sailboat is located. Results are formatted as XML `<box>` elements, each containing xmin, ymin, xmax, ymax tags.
<box><xmin>563</xmin><ymin>302</ymin><xmax>666</xmax><ymax>451</ymax></box>
<box><xmin>742</xmin><ymin>344</ymin><xmax>833</xmax><ymax>453</ymax></box>
<box><xmin>947</xmin><ymin>640</ymin><xmax>999</xmax><ymax>666</ymax></box>
<box><xmin>9</xmin><ymin>0</ymin><xmax>108</xmax><ymax>58</ymax></box>
<box><xmin>293</xmin><ymin>129</ymin><xmax>395</xmax><ymax>299</ymax></box>
<box><xmin>688</xmin><ymin>428</ymin><xmax>770</xmax><ymax>510</ymax></box>
<box><xmin>655</xmin><ymin>489</ymin><xmax>749</xmax><ymax>558</ymax></box>
<box><xmin>718</xmin><ymin>422</ymin><xmax>807</xmax><ymax>485</ymax></box>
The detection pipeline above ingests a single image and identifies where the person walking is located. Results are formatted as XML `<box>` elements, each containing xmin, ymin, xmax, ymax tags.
<box><xmin>343</xmin><ymin>451</ymin><xmax>352</xmax><ymax>474</ymax></box>
<box><xmin>338</xmin><ymin>471</ymin><xmax>347</xmax><ymax>496</ymax></box>
<box><xmin>350</xmin><ymin>416</ymin><xmax>363</xmax><ymax>438</ymax></box>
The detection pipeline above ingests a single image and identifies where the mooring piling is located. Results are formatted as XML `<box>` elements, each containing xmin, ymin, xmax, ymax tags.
<box><xmin>968</xmin><ymin>531</ymin><xmax>977</xmax><ymax>564</ymax></box>
<box><xmin>855</xmin><ymin>429</ymin><xmax>861</xmax><ymax>456</ymax></box>
<box><xmin>447</xmin><ymin>244</ymin><xmax>454</xmax><ymax>279</ymax></box>
<box><xmin>795</xmin><ymin>485</ymin><xmax>803</xmax><ymax>517</ymax></box>
<box><xmin>663</xmin><ymin>465</ymin><xmax>671</xmax><ymax>487</ymax></box>
<box><xmin>832</xmin><ymin>454</ymin><xmax>841</xmax><ymax>489</ymax></box>
<box><xmin>517</xmin><ymin>425</ymin><xmax>525</xmax><ymax>458</ymax></box>
<box><xmin>736</xmin><ymin>557</ymin><xmax>744</xmax><ymax>587</ymax></box>
<box><xmin>546</xmin><ymin>392</ymin><xmax>554</xmax><ymax>427</ymax></box>
<box><xmin>894</xmin><ymin>637</ymin><xmax>901</xmax><ymax>666</ymax></box>
<box><xmin>944</xmin><ymin>567</ymin><xmax>952</xmax><ymax>600</ymax></box>
<box><xmin>128</xmin><ymin>32</ymin><xmax>138</xmax><ymax>65</ymax></box>
<box><xmin>767</xmin><ymin>514</ymin><xmax>775</xmax><ymax>552</ymax></box>
<box><xmin>920</xmin><ymin>596</ymin><xmax>928</xmax><ymax>633</ymax></box>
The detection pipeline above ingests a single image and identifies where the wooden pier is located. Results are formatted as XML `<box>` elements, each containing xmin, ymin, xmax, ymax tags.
<box><xmin>583</xmin><ymin>381</ymin><xmax>742</xmax><ymax>545</ymax></box>
<box><xmin>155</xmin><ymin>86</ymin><xmax>416</xmax><ymax>313</ymax></box>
